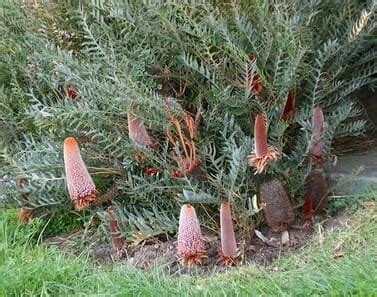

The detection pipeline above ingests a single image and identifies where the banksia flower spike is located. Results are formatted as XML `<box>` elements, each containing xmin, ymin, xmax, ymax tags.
<box><xmin>177</xmin><ymin>204</ymin><xmax>206</xmax><ymax>266</ymax></box>
<box><xmin>63</xmin><ymin>137</ymin><xmax>97</xmax><ymax>210</ymax></box>
<box><xmin>219</xmin><ymin>202</ymin><xmax>238</xmax><ymax>265</ymax></box>
<box><xmin>281</xmin><ymin>91</ymin><xmax>295</xmax><ymax>121</ymax></box>
<box><xmin>127</xmin><ymin>111</ymin><xmax>155</xmax><ymax>149</ymax></box>
<box><xmin>310</xmin><ymin>106</ymin><xmax>325</xmax><ymax>165</ymax></box>
<box><xmin>107</xmin><ymin>206</ymin><xmax>127</xmax><ymax>259</ymax></box>
<box><xmin>248</xmin><ymin>114</ymin><xmax>279</xmax><ymax>174</ymax></box>
<box><xmin>259</xmin><ymin>179</ymin><xmax>295</xmax><ymax>232</ymax></box>
<box><xmin>302</xmin><ymin>168</ymin><xmax>329</xmax><ymax>219</ymax></box>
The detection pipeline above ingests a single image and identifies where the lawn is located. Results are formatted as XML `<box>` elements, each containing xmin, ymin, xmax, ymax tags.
<box><xmin>1</xmin><ymin>194</ymin><xmax>376</xmax><ymax>296</ymax></box>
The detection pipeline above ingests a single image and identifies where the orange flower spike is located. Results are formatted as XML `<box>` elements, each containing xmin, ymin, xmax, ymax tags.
<box><xmin>107</xmin><ymin>206</ymin><xmax>127</xmax><ymax>259</ymax></box>
<box><xmin>219</xmin><ymin>202</ymin><xmax>238</xmax><ymax>265</ymax></box>
<box><xmin>127</xmin><ymin>112</ymin><xmax>154</xmax><ymax>149</ymax></box>
<box><xmin>177</xmin><ymin>204</ymin><xmax>206</xmax><ymax>266</ymax></box>
<box><xmin>248</xmin><ymin>114</ymin><xmax>279</xmax><ymax>174</ymax></box>
<box><xmin>63</xmin><ymin>137</ymin><xmax>97</xmax><ymax>210</ymax></box>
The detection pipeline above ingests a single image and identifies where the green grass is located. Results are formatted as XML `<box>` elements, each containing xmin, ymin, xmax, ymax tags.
<box><xmin>1</xmin><ymin>199</ymin><xmax>376</xmax><ymax>296</ymax></box>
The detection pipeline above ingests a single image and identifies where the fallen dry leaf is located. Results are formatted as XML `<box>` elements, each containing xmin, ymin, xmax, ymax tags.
<box><xmin>254</xmin><ymin>230</ymin><xmax>279</xmax><ymax>247</ymax></box>
<box><xmin>281</xmin><ymin>230</ymin><xmax>290</xmax><ymax>246</ymax></box>
<box><xmin>332</xmin><ymin>241</ymin><xmax>344</xmax><ymax>259</ymax></box>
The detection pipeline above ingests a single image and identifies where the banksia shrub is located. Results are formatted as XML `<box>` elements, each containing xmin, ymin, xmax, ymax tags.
<box><xmin>177</xmin><ymin>204</ymin><xmax>205</xmax><ymax>266</ymax></box>
<box><xmin>248</xmin><ymin>114</ymin><xmax>279</xmax><ymax>174</ymax></box>
<box><xmin>219</xmin><ymin>202</ymin><xmax>238</xmax><ymax>265</ymax></box>
<box><xmin>0</xmin><ymin>0</ymin><xmax>375</xmax><ymax>252</ymax></box>
<box><xmin>63</xmin><ymin>137</ymin><xmax>97</xmax><ymax>210</ymax></box>
<box><xmin>259</xmin><ymin>179</ymin><xmax>295</xmax><ymax>232</ymax></box>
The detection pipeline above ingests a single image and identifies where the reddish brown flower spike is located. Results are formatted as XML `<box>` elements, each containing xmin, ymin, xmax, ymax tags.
<box><xmin>107</xmin><ymin>206</ymin><xmax>127</xmax><ymax>259</ymax></box>
<box><xmin>219</xmin><ymin>202</ymin><xmax>238</xmax><ymax>265</ymax></box>
<box><xmin>177</xmin><ymin>204</ymin><xmax>206</xmax><ymax>266</ymax></box>
<box><xmin>312</xmin><ymin>107</ymin><xmax>324</xmax><ymax>138</ymax></box>
<box><xmin>63</xmin><ymin>137</ymin><xmax>97</xmax><ymax>210</ymax></box>
<box><xmin>248</xmin><ymin>114</ymin><xmax>279</xmax><ymax>174</ymax></box>
<box><xmin>127</xmin><ymin>112</ymin><xmax>154</xmax><ymax>149</ymax></box>
<box><xmin>303</xmin><ymin>169</ymin><xmax>329</xmax><ymax>218</ymax></box>
<box><xmin>301</xmin><ymin>196</ymin><xmax>314</xmax><ymax>220</ymax></box>
<box><xmin>281</xmin><ymin>91</ymin><xmax>295</xmax><ymax>120</ymax></box>
<box><xmin>310</xmin><ymin>107</ymin><xmax>325</xmax><ymax>165</ymax></box>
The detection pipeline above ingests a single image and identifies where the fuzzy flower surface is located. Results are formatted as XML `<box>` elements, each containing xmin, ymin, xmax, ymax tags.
<box><xmin>63</xmin><ymin>137</ymin><xmax>97</xmax><ymax>210</ymax></box>
<box><xmin>177</xmin><ymin>204</ymin><xmax>206</xmax><ymax>266</ymax></box>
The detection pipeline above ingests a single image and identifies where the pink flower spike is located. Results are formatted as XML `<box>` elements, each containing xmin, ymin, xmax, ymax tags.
<box><xmin>177</xmin><ymin>204</ymin><xmax>206</xmax><ymax>266</ymax></box>
<box><xmin>127</xmin><ymin>112</ymin><xmax>154</xmax><ymax>148</ymax></box>
<box><xmin>219</xmin><ymin>202</ymin><xmax>238</xmax><ymax>265</ymax></box>
<box><xmin>63</xmin><ymin>137</ymin><xmax>97</xmax><ymax>210</ymax></box>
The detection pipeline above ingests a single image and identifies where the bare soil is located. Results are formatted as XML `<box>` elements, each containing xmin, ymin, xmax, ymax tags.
<box><xmin>45</xmin><ymin>210</ymin><xmax>348</xmax><ymax>275</ymax></box>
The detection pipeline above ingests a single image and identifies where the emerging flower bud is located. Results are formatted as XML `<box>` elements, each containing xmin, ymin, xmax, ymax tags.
<box><xmin>127</xmin><ymin>112</ymin><xmax>154</xmax><ymax>148</ymax></box>
<box><xmin>248</xmin><ymin>114</ymin><xmax>279</xmax><ymax>174</ymax></box>
<box><xmin>302</xmin><ymin>168</ymin><xmax>329</xmax><ymax>219</ymax></box>
<box><xmin>219</xmin><ymin>202</ymin><xmax>238</xmax><ymax>265</ymax></box>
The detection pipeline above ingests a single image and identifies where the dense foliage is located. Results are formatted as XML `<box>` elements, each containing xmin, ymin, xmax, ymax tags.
<box><xmin>0</xmin><ymin>0</ymin><xmax>376</xmax><ymax>247</ymax></box>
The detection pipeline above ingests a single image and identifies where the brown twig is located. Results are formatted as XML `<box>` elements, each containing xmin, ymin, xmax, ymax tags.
<box><xmin>91</xmin><ymin>184</ymin><xmax>120</xmax><ymax>207</ymax></box>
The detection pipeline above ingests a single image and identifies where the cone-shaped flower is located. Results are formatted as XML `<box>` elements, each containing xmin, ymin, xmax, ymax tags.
<box><xmin>107</xmin><ymin>206</ymin><xmax>126</xmax><ymax>259</ymax></box>
<box><xmin>63</xmin><ymin>137</ymin><xmax>97</xmax><ymax>210</ymax></box>
<box><xmin>310</xmin><ymin>106</ymin><xmax>325</xmax><ymax>164</ymax></box>
<box><xmin>177</xmin><ymin>204</ymin><xmax>205</xmax><ymax>266</ymax></box>
<box><xmin>259</xmin><ymin>179</ymin><xmax>295</xmax><ymax>232</ymax></box>
<box><xmin>219</xmin><ymin>202</ymin><xmax>238</xmax><ymax>265</ymax></box>
<box><xmin>127</xmin><ymin>112</ymin><xmax>154</xmax><ymax>148</ymax></box>
<box><xmin>312</xmin><ymin>106</ymin><xmax>324</xmax><ymax>138</ymax></box>
<box><xmin>302</xmin><ymin>168</ymin><xmax>328</xmax><ymax>219</ymax></box>
<box><xmin>248</xmin><ymin>114</ymin><xmax>279</xmax><ymax>174</ymax></box>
